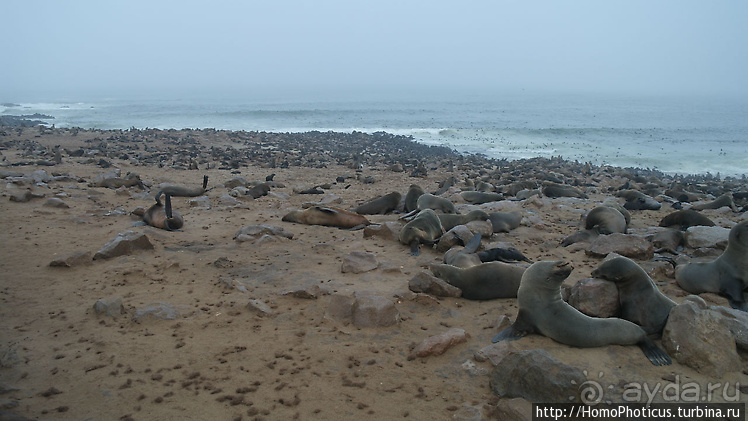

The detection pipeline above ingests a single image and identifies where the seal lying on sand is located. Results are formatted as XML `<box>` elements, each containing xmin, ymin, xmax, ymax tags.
<box><xmin>159</xmin><ymin>175</ymin><xmax>209</xmax><ymax>197</ymax></box>
<box><xmin>460</xmin><ymin>191</ymin><xmax>503</xmax><ymax>205</ymax></box>
<box><xmin>488</xmin><ymin>211</ymin><xmax>522</xmax><ymax>233</ymax></box>
<box><xmin>659</xmin><ymin>209</ymin><xmax>715</xmax><ymax>230</ymax></box>
<box><xmin>690</xmin><ymin>193</ymin><xmax>738</xmax><ymax>212</ymax></box>
<box><xmin>352</xmin><ymin>192</ymin><xmax>402</xmax><ymax>215</ymax></box>
<box><xmin>592</xmin><ymin>256</ymin><xmax>676</xmax><ymax>335</ymax></box>
<box><xmin>616</xmin><ymin>190</ymin><xmax>661</xmax><ymax>210</ymax></box>
<box><xmin>404</xmin><ymin>184</ymin><xmax>426</xmax><ymax>213</ymax></box>
<box><xmin>437</xmin><ymin>210</ymin><xmax>490</xmax><ymax>232</ymax></box>
<box><xmin>561</xmin><ymin>203</ymin><xmax>628</xmax><ymax>246</ymax></box>
<box><xmin>430</xmin><ymin>261</ymin><xmax>525</xmax><ymax>300</ymax></box>
<box><xmin>493</xmin><ymin>260</ymin><xmax>671</xmax><ymax>366</ymax></box>
<box><xmin>282</xmin><ymin>206</ymin><xmax>370</xmax><ymax>229</ymax></box>
<box><xmin>675</xmin><ymin>220</ymin><xmax>748</xmax><ymax>311</ymax></box>
<box><xmin>399</xmin><ymin>209</ymin><xmax>444</xmax><ymax>256</ymax></box>
<box><xmin>143</xmin><ymin>192</ymin><xmax>184</xmax><ymax>231</ymax></box>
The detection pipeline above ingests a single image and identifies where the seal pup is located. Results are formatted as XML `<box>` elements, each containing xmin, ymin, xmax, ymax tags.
<box><xmin>478</xmin><ymin>247</ymin><xmax>532</xmax><ymax>264</ymax></box>
<box><xmin>351</xmin><ymin>192</ymin><xmax>402</xmax><ymax>215</ymax></box>
<box><xmin>592</xmin><ymin>256</ymin><xmax>676</xmax><ymax>335</ymax></box>
<box><xmin>282</xmin><ymin>206</ymin><xmax>370</xmax><ymax>229</ymax></box>
<box><xmin>584</xmin><ymin>205</ymin><xmax>628</xmax><ymax>234</ymax></box>
<box><xmin>143</xmin><ymin>192</ymin><xmax>184</xmax><ymax>231</ymax></box>
<box><xmin>415</xmin><ymin>193</ymin><xmax>457</xmax><ymax>214</ymax></box>
<box><xmin>430</xmin><ymin>261</ymin><xmax>525</xmax><ymax>300</ymax></box>
<box><xmin>493</xmin><ymin>260</ymin><xmax>671</xmax><ymax>366</ymax></box>
<box><xmin>675</xmin><ymin>220</ymin><xmax>748</xmax><ymax>311</ymax></box>
<box><xmin>159</xmin><ymin>175</ymin><xmax>209</xmax><ymax>197</ymax></box>
<box><xmin>616</xmin><ymin>190</ymin><xmax>661</xmax><ymax>210</ymax></box>
<box><xmin>437</xmin><ymin>210</ymin><xmax>490</xmax><ymax>232</ymax></box>
<box><xmin>404</xmin><ymin>184</ymin><xmax>426</xmax><ymax>213</ymax></box>
<box><xmin>690</xmin><ymin>193</ymin><xmax>738</xmax><ymax>212</ymax></box>
<box><xmin>399</xmin><ymin>209</ymin><xmax>444</xmax><ymax>256</ymax></box>
<box><xmin>488</xmin><ymin>211</ymin><xmax>522</xmax><ymax>233</ymax></box>
<box><xmin>659</xmin><ymin>209</ymin><xmax>715</xmax><ymax>230</ymax></box>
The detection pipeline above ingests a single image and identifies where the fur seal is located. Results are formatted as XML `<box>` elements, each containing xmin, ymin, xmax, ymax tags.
<box><xmin>282</xmin><ymin>206</ymin><xmax>370</xmax><ymax>229</ymax></box>
<box><xmin>478</xmin><ymin>247</ymin><xmax>532</xmax><ymax>264</ymax></box>
<box><xmin>91</xmin><ymin>172</ymin><xmax>144</xmax><ymax>189</ymax></box>
<box><xmin>585</xmin><ymin>205</ymin><xmax>628</xmax><ymax>234</ymax></box>
<box><xmin>415</xmin><ymin>193</ymin><xmax>457</xmax><ymax>214</ymax></box>
<box><xmin>675</xmin><ymin>220</ymin><xmax>748</xmax><ymax>311</ymax></box>
<box><xmin>460</xmin><ymin>191</ymin><xmax>503</xmax><ymax>205</ymax></box>
<box><xmin>541</xmin><ymin>182</ymin><xmax>588</xmax><ymax>199</ymax></box>
<box><xmin>690</xmin><ymin>193</ymin><xmax>738</xmax><ymax>212</ymax></box>
<box><xmin>659</xmin><ymin>209</ymin><xmax>715</xmax><ymax>230</ymax></box>
<box><xmin>443</xmin><ymin>232</ymin><xmax>483</xmax><ymax>268</ymax></box>
<box><xmin>488</xmin><ymin>211</ymin><xmax>522</xmax><ymax>233</ymax></box>
<box><xmin>592</xmin><ymin>256</ymin><xmax>676</xmax><ymax>335</ymax></box>
<box><xmin>143</xmin><ymin>192</ymin><xmax>184</xmax><ymax>231</ymax></box>
<box><xmin>437</xmin><ymin>210</ymin><xmax>490</xmax><ymax>232</ymax></box>
<box><xmin>430</xmin><ymin>261</ymin><xmax>525</xmax><ymax>300</ymax></box>
<box><xmin>352</xmin><ymin>192</ymin><xmax>402</xmax><ymax>215</ymax></box>
<box><xmin>404</xmin><ymin>184</ymin><xmax>426</xmax><ymax>213</ymax></box>
<box><xmin>616</xmin><ymin>190</ymin><xmax>661</xmax><ymax>210</ymax></box>
<box><xmin>399</xmin><ymin>209</ymin><xmax>444</xmax><ymax>256</ymax></box>
<box><xmin>159</xmin><ymin>175</ymin><xmax>209</xmax><ymax>197</ymax></box>
<box><xmin>493</xmin><ymin>260</ymin><xmax>671</xmax><ymax>366</ymax></box>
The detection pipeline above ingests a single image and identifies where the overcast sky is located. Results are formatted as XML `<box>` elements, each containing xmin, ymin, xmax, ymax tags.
<box><xmin>2</xmin><ymin>0</ymin><xmax>747</xmax><ymax>99</ymax></box>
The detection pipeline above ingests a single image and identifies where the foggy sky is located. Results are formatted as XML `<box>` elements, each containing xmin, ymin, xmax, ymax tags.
<box><xmin>2</xmin><ymin>0</ymin><xmax>748</xmax><ymax>99</ymax></box>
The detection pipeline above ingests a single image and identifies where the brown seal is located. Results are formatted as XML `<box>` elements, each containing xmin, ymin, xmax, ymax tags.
<box><xmin>460</xmin><ymin>191</ymin><xmax>503</xmax><ymax>205</ymax></box>
<box><xmin>690</xmin><ymin>193</ymin><xmax>738</xmax><ymax>211</ymax></box>
<box><xmin>437</xmin><ymin>210</ymin><xmax>490</xmax><ymax>232</ymax></box>
<box><xmin>541</xmin><ymin>182</ymin><xmax>588</xmax><ymax>199</ymax></box>
<box><xmin>493</xmin><ymin>260</ymin><xmax>671</xmax><ymax>366</ymax></box>
<box><xmin>159</xmin><ymin>175</ymin><xmax>208</xmax><ymax>197</ymax></box>
<box><xmin>352</xmin><ymin>192</ymin><xmax>402</xmax><ymax>215</ymax></box>
<box><xmin>282</xmin><ymin>206</ymin><xmax>370</xmax><ymax>229</ymax></box>
<box><xmin>399</xmin><ymin>209</ymin><xmax>444</xmax><ymax>256</ymax></box>
<box><xmin>592</xmin><ymin>256</ymin><xmax>676</xmax><ymax>335</ymax></box>
<box><xmin>403</xmin><ymin>184</ymin><xmax>426</xmax><ymax>213</ymax></box>
<box><xmin>675</xmin><ymin>220</ymin><xmax>748</xmax><ymax>311</ymax></box>
<box><xmin>143</xmin><ymin>192</ymin><xmax>184</xmax><ymax>231</ymax></box>
<box><xmin>616</xmin><ymin>190</ymin><xmax>661</xmax><ymax>210</ymax></box>
<box><xmin>659</xmin><ymin>209</ymin><xmax>715</xmax><ymax>230</ymax></box>
<box><xmin>430</xmin><ymin>261</ymin><xmax>525</xmax><ymax>300</ymax></box>
<box><xmin>488</xmin><ymin>211</ymin><xmax>522</xmax><ymax>233</ymax></box>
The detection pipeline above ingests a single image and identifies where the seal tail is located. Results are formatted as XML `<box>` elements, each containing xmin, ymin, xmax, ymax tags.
<box><xmin>638</xmin><ymin>338</ymin><xmax>671</xmax><ymax>366</ymax></box>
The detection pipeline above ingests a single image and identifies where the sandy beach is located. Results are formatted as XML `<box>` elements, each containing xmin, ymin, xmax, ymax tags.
<box><xmin>1</xmin><ymin>126</ymin><xmax>746</xmax><ymax>420</ymax></box>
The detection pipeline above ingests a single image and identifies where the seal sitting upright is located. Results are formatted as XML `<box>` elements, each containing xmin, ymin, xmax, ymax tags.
<box><xmin>592</xmin><ymin>256</ymin><xmax>676</xmax><ymax>335</ymax></box>
<box><xmin>675</xmin><ymin>220</ymin><xmax>748</xmax><ymax>311</ymax></box>
<box><xmin>493</xmin><ymin>260</ymin><xmax>671</xmax><ymax>366</ymax></box>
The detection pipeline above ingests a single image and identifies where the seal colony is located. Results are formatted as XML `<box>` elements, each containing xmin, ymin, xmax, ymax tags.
<box><xmin>1</xmin><ymin>125</ymin><xmax>747</xmax><ymax>419</ymax></box>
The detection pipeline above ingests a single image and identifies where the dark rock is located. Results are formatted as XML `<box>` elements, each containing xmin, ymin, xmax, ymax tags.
<box><xmin>93</xmin><ymin>231</ymin><xmax>154</xmax><ymax>260</ymax></box>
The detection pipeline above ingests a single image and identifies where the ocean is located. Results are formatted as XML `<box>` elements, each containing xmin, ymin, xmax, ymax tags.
<box><xmin>2</xmin><ymin>89</ymin><xmax>746</xmax><ymax>177</ymax></box>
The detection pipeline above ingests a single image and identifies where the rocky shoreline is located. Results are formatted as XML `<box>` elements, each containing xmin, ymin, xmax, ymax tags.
<box><xmin>1</xmin><ymin>126</ymin><xmax>746</xmax><ymax>420</ymax></box>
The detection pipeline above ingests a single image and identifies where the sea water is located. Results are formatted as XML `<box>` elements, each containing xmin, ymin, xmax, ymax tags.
<box><xmin>2</xmin><ymin>89</ymin><xmax>746</xmax><ymax>177</ymax></box>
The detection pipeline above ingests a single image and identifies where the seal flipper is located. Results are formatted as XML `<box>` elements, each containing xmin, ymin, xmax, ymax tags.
<box><xmin>462</xmin><ymin>232</ymin><xmax>482</xmax><ymax>254</ymax></box>
<box><xmin>727</xmin><ymin>298</ymin><xmax>748</xmax><ymax>312</ymax></box>
<box><xmin>720</xmin><ymin>281</ymin><xmax>748</xmax><ymax>312</ymax></box>
<box><xmin>492</xmin><ymin>310</ymin><xmax>535</xmax><ymax>343</ymax></box>
<box><xmin>638</xmin><ymin>337</ymin><xmax>671</xmax><ymax>366</ymax></box>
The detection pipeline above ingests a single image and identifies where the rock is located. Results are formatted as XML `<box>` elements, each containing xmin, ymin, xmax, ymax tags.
<box><xmin>282</xmin><ymin>284</ymin><xmax>321</xmax><ymax>299</ymax></box>
<box><xmin>30</xmin><ymin>169</ymin><xmax>51</xmax><ymax>184</ymax></box>
<box><xmin>474</xmin><ymin>341</ymin><xmax>516</xmax><ymax>366</ymax></box>
<box><xmin>489</xmin><ymin>349</ymin><xmax>586</xmax><ymax>403</ymax></box>
<box><xmin>247</xmin><ymin>299</ymin><xmax>273</xmax><ymax>317</ymax></box>
<box><xmin>465</xmin><ymin>220</ymin><xmax>494</xmax><ymax>238</ymax></box>
<box><xmin>363</xmin><ymin>221</ymin><xmax>401</xmax><ymax>241</ymax></box>
<box><xmin>341</xmin><ymin>251</ymin><xmax>378</xmax><ymax>274</ymax></box>
<box><xmin>93</xmin><ymin>231</ymin><xmax>154</xmax><ymax>260</ymax></box>
<box><xmin>567</xmin><ymin>277</ymin><xmax>620</xmax><ymax>318</ymax></box>
<box><xmin>43</xmin><ymin>197</ymin><xmax>69</xmax><ymax>208</ymax></box>
<box><xmin>352</xmin><ymin>295</ymin><xmax>400</xmax><ymax>328</ymax></box>
<box><xmin>49</xmin><ymin>251</ymin><xmax>92</xmax><ymax>267</ymax></box>
<box><xmin>218</xmin><ymin>194</ymin><xmax>240</xmax><ymax>206</ymax></box>
<box><xmin>223</xmin><ymin>176</ymin><xmax>248</xmax><ymax>188</ymax></box>
<box><xmin>586</xmin><ymin>233</ymin><xmax>654</xmax><ymax>260</ymax></box>
<box><xmin>684</xmin><ymin>226</ymin><xmax>731</xmax><ymax>249</ymax></box>
<box><xmin>326</xmin><ymin>294</ymin><xmax>355</xmax><ymax>323</ymax></box>
<box><xmin>134</xmin><ymin>302</ymin><xmax>183</xmax><ymax>322</ymax></box>
<box><xmin>407</xmin><ymin>272</ymin><xmax>462</xmax><ymax>297</ymax></box>
<box><xmin>233</xmin><ymin>225</ymin><xmax>294</xmax><ymax>242</ymax></box>
<box><xmin>436</xmin><ymin>225</ymin><xmax>474</xmax><ymax>252</ymax></box>
<box><xmin>409</xmin><ymin>328</ymin><xmax>470</xmax><ymax>359</ymax></box>
<box><xmin>661</xmin><ymin>296</ymin><xmax>741</xmax><ymax>377</ymax></box>
<box><xmin>9</xmin><ymin>190</ymin><xmax>33</xmax><ymax>202</ymax></box>
<box><xmin>709</xmin><ymin>305</ymin><xmax>748</xmax><ymax>351</ymax></box>
<box><xmin>189</xmin><ymin>195</ymin><xmax>211</xmax><ymax>208</ymax></box>
<box><xmin>492</xmin><ymin>398</ymin><xmax>532</xmax><ymax>421</ymax></box>
<box><xmin>93</xmin><ymin>297</ymin><xmax>125</xmax><ymax>318</ymax></box>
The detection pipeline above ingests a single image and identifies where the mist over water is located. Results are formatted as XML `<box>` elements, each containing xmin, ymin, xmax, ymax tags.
<box><xmin>3</xmin><ymin>88</ymin><xmax>747</xmax><ymax>177</ymax></box>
